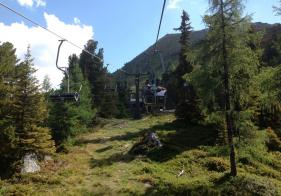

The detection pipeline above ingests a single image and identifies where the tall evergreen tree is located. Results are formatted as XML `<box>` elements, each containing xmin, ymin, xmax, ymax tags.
<box><xmin>200</xmin><ymin>0</ymin><xmax>259</xmax><ymax>176</ymax></box>
<box><xmin>79</xmin><ymin>40</ymin><xmax>106</xmax><ymax>108</ymax></box>
<box><xmin>98</xmin><ymin>72</ymin><xmax>118</xmax><ymax>118</ymax></box>
<box><xmin>174</xmin><ymin>10</ymin><xmax>202</xmax><ymax>123</ymax></box>
<box><xmin>48</xmin><ymin>54</ymin><xmax>95</xmax><ymax>145</ymax></box>
<box><xmin>0</xmin><ymin>42</ymin><xmax>17</xmax><ymax>176</ymax></box>
<box><xmin>256</xmin><ymin>66</ymin><xmax>281</xmax><ymax>128</ymax></box>
<box><xmin>13</xmin><ymin>46</ymin><xmax>55</xmax><ymax>157</ymax></box>
<box><xmin>274</xmin><ymin>0</ymin><xmax>281</xmax><ymax>15</ymax></box>
<box><xmin>68</xmin><ymin>54</ymin><xmax>95</xmax><ymax>126</ymax></box>
<box><xmin>79</xmin><ymin>40</ymin><xmax>117</xmax><ymax>118</ymax></box>
<box><xmin>262</xmin><ymin>25</ymin><xmax>281</xmax><ymax>67</ymax></box>
<box><xmin>42</xmin><ymin>75</ymin><xmax>52</xmax><ymax>93</ymax></box>
<box><xmin>116</xmin><ymin>81</ymin><xmax>130</xmax><ymax>118</ymax></box>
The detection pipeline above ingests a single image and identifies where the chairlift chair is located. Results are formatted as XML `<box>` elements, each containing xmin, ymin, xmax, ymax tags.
<box><xmin>142</xmin><ymin>49</ymin><xmax>168</xmax><ymax>113</ymax></box>
<box><xmin>49</xmin><ymin>40</ymin><xmax>82</xmax><ymax>102</ymax></box>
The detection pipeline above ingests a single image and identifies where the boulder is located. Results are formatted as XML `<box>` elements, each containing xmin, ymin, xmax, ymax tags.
<box><xmin>21</xmin><ymin>153</ymin><xmax>41</xmax><ymax>174</ymax></box>
<box><xmin>129</xmin><ymin>131</ymin><xmax>163</xmax><ymax>155</ymax></box>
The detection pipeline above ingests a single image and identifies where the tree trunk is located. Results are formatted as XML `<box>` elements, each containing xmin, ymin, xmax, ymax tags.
<box><xmin>220</xmin><ymin>0</ymin><xmax>237</xmax><ymax>177</ymax></box>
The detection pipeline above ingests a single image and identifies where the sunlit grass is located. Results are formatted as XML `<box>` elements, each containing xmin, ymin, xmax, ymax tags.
<box><xmin>1</xmin><ymin>114</ymin><xmax>280</xmax><ymax>195</ymax></box>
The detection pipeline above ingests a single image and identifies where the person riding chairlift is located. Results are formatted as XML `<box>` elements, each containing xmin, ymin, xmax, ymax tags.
<box><xmin>144</xmin><ymin>80</ymin><xmax>154</xmax><ymax>96</ymax></box>
<box><xmin>155</xmin><ymin>79</ymin><xmax>166</xmax><ymax>97</ymax></box>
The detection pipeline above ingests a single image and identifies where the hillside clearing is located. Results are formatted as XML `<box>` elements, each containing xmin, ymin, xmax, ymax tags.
<box><xmin>0</xmin><ymin>114</ymin><xmax>281</xmax><ymax>195</ymax></box>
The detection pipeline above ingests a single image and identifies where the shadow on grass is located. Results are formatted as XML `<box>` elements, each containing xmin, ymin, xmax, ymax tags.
<box><xmin>75</xmin><ymin>129</ymin><xmax>148</xmax><ymax>146</ymax></box>
<box><xmin>146</xmin><ymin>120</ymin><xmax>217</xmax><ymax>162</ymax></box>
<box><xmin>90</xmin><ymin>152</ymin><xmax>135</xmax><ymax>168</ymax></box>
<box><xmin>144</xmin><ymin>184</ymin><xmax>220</xmax><ymax>196</ymax></box>
<box><xmin>89</xmin><ymin>120</ymin><xmax>217</xmax><ymax>168</ymax></box>
<box><xmin>95</xmin><ymin>145</ymin><xmax>113</xmax><ymax>153</ymax></box>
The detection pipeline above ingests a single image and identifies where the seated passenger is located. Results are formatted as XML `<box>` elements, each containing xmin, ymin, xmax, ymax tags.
<box><xmin>156</xmin><ymin>86</ymin><xmax>166</xmax><ymax>97</ymax></box>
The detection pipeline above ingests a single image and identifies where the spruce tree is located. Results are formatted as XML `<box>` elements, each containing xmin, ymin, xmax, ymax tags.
<box><xmin>79</xmin><ymin>40</ymin><xmax>117</xmax><ymax>117</ymax></box>
<box><xmin>42</xmin><ymin>75</ymin><xmax>52</xmax><ymax>93</ymax></box>
<box><xmin>79</xmin><ymin>40</ymin><xmax>107</xmax><ymax>108</ymax></box>
<box><xmin>48</xmin><ymin>54</ymin><xmax>95</xmax><ymax>144</ymax></box>
<box><xmin>263</xmin><ymin>26</ymin><xmax>281</xmax><ymax>67</ymax></box>
<box><xmin>256</xmin><ymin>66</ymin><xmax>281</xmax><ymax>128</ymax></box>
<box><xmin>68</xmin><ymin>54</ymin><xmax>95</xmax><ymax>126</ymax></box>
<box><xmin>116</xmin><ymin>81</ymin><xmax>130</xmax><ymax>118</ymax></box>
<box><xmin>197</xmin><ymin>0</ymin><xmax>262</xmax><ymax>176</ymax></box>
<box><xmin>13</xmin><ymin>46</ymin><xmax>55</xmax><ymax>157</ymax></box>
<box><xmin>274</xmin><ymin>0</ymin><xmax>281</xmax><ymax>15</ymax></box>
<box><xmin>0</xmin><ymin>42</ymin><xmax>17</xmax><ymax>175</ymax></box>
<box><xmin>174</xmin><ymin>10</ymin><xmax>202</xmax><ymax>123</ymax></box>
<box><xmin>202</xmin><ymin>0</ymin><xmax>249</xmax><ymax>176</ymax></box>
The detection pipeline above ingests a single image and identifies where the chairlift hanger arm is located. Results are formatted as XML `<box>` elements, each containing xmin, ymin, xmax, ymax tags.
<box><xmin>56</xmin><ymin>39</ymin><xmax>68</xmax><ymax>75</ymax></box>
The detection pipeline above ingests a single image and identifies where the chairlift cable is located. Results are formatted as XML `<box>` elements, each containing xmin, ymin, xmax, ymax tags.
<box><xmin>153</xmin><ymin>0</ymin><xmax>167</xmax><ymax>53</ymax></box>
<box><xmin>147</xmin><ymin>0</ymin><xmax>167</xmax><ymax>84</ymax></box>
<box><xmin>0</xmin><ymin>1</ymin><xmax>103</xmax><ymax>62</ymax></box>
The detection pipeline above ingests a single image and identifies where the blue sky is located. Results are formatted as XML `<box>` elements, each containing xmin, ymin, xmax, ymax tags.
<box><xmin>0</xmin><ymin>0</ymin><xmax>280</xmax><ymax>85</ymax></box>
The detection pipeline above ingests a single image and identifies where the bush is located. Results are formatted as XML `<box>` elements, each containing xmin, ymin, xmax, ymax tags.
<box><xmin>204</xmin><ymin>112</ymin><xmax>226</xmax><ymax>144</ymax></box>
<box><xmin>237</xmin><ymin>119</ymin><xmax>257</xmax><ymax>139</ymax></box>
<box><xmin>266</xmin><ymin>127</ymin><xmax>281</xmax><ymax>151</ymax></box>
<box><xmin>205</xmin><ymin>157</ymin><xmax>229</xmax><ymax>172</ymax></box>
<box><xmin>221</xmin><ymin>174</ymin><xmax>278</xmax><ymax>196</ymax></box>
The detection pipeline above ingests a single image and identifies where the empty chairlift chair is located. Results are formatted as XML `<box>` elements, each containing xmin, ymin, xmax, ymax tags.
<box><xmin>49</xmin><ymin>40</ymin><xmax>81</xmax><ymax>102</ymax></box>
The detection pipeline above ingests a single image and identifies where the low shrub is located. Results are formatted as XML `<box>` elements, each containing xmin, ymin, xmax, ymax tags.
<box><xmin>221</xmin><ymin>174</ymin><xmax>278</xmax><ymax>196</ymax></box>
<box><xmin>266</xmin><ymin>127</ymin><xmax>281</xmax><ymax>151</ymax></box>
<box><xmin>205</xmin><ymin>157</ymin><xmax>229</xmax><ymax>172</ymax></box>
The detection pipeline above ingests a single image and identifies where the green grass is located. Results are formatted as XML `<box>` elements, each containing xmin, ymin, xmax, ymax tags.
<box><xmin>1</xmin><ymin>114</ymin><xmax>281</xmax><ymax>195</ymax></box>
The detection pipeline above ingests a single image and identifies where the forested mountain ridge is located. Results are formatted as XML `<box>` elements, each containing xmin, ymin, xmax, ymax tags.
<box><xmin>119</xmin><ymin>29</ymin><xmax>206</xmax><ymax>74</ymax></box>
<box><xmin>114</xmin><ymin>22</ymin><xmax>281</xmax><ymax>80</ymax></box>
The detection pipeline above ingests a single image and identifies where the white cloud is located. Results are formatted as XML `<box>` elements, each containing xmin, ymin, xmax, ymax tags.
<box><xmin>167</xmin><ymin>0</ymin><xmax>183</xmax><ymax>9</ymax></box>
<box><xmin>35</xmin><ymin>0</ymin><xmax>46</xmax><ymax>7</ymax></box>
<box><xmin>0</xmin><ymin>12</ymin><xmax>94</xmax><ymax>87</ymax></box>
<box><xmin>73</xmin><ymin>17</ymin><xmax>81</xmax><ymax>25</ymax></box>
<box><xmin>17</xmin><ymin>0</ymin><xmax>46</xmax><ymax>8</ymax></box>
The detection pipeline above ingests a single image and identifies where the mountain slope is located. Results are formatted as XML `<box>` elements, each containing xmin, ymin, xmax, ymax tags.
<box><xmin>114</xmin><ymin>22</ymin><xmax>281</xmax><ymax>82</ymax></box>
<box><xmin>114</xmin><ymin>29</ymin><xmax>207</xmax><ymax>80</ymax></box>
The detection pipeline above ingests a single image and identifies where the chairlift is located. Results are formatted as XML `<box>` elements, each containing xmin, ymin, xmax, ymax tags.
<box><xmin>141</xmin><ymin>50</ymin><xmax>167</xmax><ymax>113</ymax></box>
<box><xmin>49</xmin><ymin>40</ymin><xmax>82</xmax><ymax>102</ymax></box>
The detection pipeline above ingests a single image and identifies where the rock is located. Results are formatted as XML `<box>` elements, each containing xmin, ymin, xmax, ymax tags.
<box><xmin>129</xmin><ymin>131</ymin><xmax>163</xmax><ymax>155</ymax></box>
<box><xmin>124</xmin><ymin>143</ymin><xmax>130</xmax><ymax>148</ymax></box>
<box><xmin>144</xmin><ymin>182</ymin><xmax>153</xmax><ymax>188</ymax></box>
<box><xmin>21</xmin><ymin>153</ymin><xmax>41</xmax><ymax>174</ymax></box>
<box><xmin>44</xmin><ymin>155</ymin><xmax>53</xmax><ymax>162</ymax></box>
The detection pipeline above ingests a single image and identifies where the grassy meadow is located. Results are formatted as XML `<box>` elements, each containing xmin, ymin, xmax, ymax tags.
<box><xmin>0</xmin><ymin>114</ymin><xmax>281</xmax><ymax>195</ymax></box>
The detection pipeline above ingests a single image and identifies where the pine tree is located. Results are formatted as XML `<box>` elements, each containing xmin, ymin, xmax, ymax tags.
<box><xmin>68</xmin><ymin>54</ymin><xmax>95</xmax><ymax>126</ymax></box>
<box><xmin>262</xmin><ymin>25</ymin><xmax>281</xmax><ymax>67</ymax></box>
<box><xmin>0</xmin><ymin>42</ymin><xmax>17</xmax><ymax>176</ymax></box>
<box><xmin>198</xmin><ymin>0</ymin><xmax>262</xmax><ymax>177</ymax></box>
<box><xmin>202</xmin><ymin>0</ymin><xmax>253</xmax><ymax>176</ymax></box>
<box><xmin>79</xmin><ymin>40</ymin><xmax>117</xmax><ymax>117</ymax></box>
<box><xmin>174</xmin><ymin>10</ymin><xmax>202</xmax><ymax>123</ymax></box>
<box><xmin>13</xmin><ymin>46</ymin><xmax>55</xmax><ymax>157</ymax></box>
<box><xmin>256</xmin><ymin>66</ymin><xmax>281</xmax><ymax>128</ymax></box>
<box><xmin>79</xmin><ymin>40</ymin><xmax>107</xmax><ymax>108</ymax></box>
<box><xmin>48</xmin><ymin>54</ymin><xmax>95</xmax><ymax>144</ymax></box>
<box><xmin>116</xmin><ymin>81</ymin><xmax>130</xmax><ymax>118</ymax></box>
<box><xmin>42</xmin><ymin>75</ymin><xmax>52</xmax><ymax>93</ymax></box>
<box><xmin>273</xmin><ymin>0</ymin><xmax>281</xmax><ymax>15</ymax></box>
